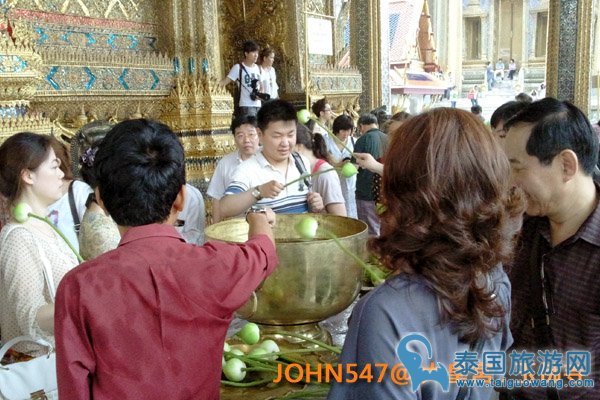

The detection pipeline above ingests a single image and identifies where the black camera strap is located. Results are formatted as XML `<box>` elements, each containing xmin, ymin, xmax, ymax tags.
<box><xmin>238</xmin><ymin>63</ymin><xmax>253</xmax><ymax>95</ymax></box>
<box><xmin>291</xmin><ymin>152</ymin><xmax>311</xmax><ymax>190</ymax></box>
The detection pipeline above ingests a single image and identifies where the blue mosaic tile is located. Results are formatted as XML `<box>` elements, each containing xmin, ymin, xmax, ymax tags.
<box><xmin>83</xmin><ymin>67</ymin><xmax>96</xmax><ymax>90</ymax></box>
<box><xmin>107</xmin><ymin>34</ymin><xmax>117</xmax><ymax>49</ymax></box>
<box><xmin>35</xmin><ymin>28</ymin><xmax>49</xmax><ymax>45</ymax></box>
<box><xmin>46</xmin><ymin>66</ymin><xmax>59</xmax><ymax>90</ymax></box>
<box><xmin>85</xmin><ymin>33</ymin><xmax>96</xmax><ymax>46</ymax></box>
<box><xmin>60</xmin><ymin>30</ymin><xmax>72</xmax><ymax>43</ymax></box>
<box><xmin>128</xmin><ymin>35</ymin><xmax>138</xmax><ymax>50</ymax></box>
<box><xmin>150</xmin><ymin>70</ymin><xmax>159</xmax><ymax>90</ymax></box>
<box><xmin>118</xmin><ymin>68</ymin><xmax>130</xmax><ymax>90</ymax></box>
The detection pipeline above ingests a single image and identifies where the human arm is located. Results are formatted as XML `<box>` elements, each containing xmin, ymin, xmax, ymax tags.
<box><xmin>78</xmin><ymin>204</ymin><xmax>120</xmax><ymax>260</ymax></box>
<box><xmin>325</xmin><ymin>202</ymin><xmax>346</xmax><ymax>216</ymax></box>
<box><xmin>312</xmin><ymin>164</ymin><xmax>347</xmax><ymax>216</ymax></box>
<box><xmin>211</xmin><ymin>198</ymin><xmax>222</xmax><ymax>223</ymax></box>
<box><xmin>354</xmin><ymin>153</ymin><xmax>384</xmax><ymax>175</ymax></box>
<box><xmin>0</xmin><ymin>228</ymin><xmax>58</xmax><ymax>338</ymax></box>
<box><xmin>219</xmin><ymin>76</ymin><xmax>233</xmax><ymax>88</ymax></box>
<box><xmin>55</xmin><ymin>275</ymin><xmax>95</xmax><ymax>400</ymax></box>
<box><xmin>220</xmin><ymin>180</ymin><xmax>284</xmax><ymax>219</ymax></box>
<box><xmin>307</xmin><ymin>191</ymin><xmax>324</xmax><ymax>213</ymax></box>
<box><xmin>247</xmin><ymin>208</ymin><xmax>275</xmax><ymax>244</ymax></box>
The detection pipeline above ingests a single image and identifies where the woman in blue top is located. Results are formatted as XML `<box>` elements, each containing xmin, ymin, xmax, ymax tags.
<box><xmin>328</xmin><ymin>108</ymin><xmax>525</xmax><ymax>400</ymax></box>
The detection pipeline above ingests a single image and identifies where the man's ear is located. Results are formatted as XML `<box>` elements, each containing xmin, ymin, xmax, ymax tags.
<box><xmin>257</xmin><ymin>128</ymin><xmax>264</xmax><ymax>145</ymax></box>
<box><xmin>173</xmin><ymin>184</ymin><xmax>186</xmax><ymax>212</ymax></box>
<box><xmin>559</xmin><ymin>149</ymin><xmax>579</xmax><ymax>181</ymax></box>
<box><xmin>94</xmin><ymin>187</ymin><xmax>109</xmax><ymax>214</ymax></box>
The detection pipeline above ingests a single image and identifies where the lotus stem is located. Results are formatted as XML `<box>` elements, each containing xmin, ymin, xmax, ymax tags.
<box><xmin>270</xmin><ymin>331</ymin><xmax>341</xmax><ymax>354</ymax></box>
<box><xmin>282</xmin><ymin>167</ymin><xmax>337</xmax><ymax>189</ymax></box>
<box><xmin>312</xmin><ymin>118</ymin><xmax>354</xmax><ymax>155</ymax></box>
<box><xmin>220</xmin><ymin>378</ymin><xmax>274</xmax><ymax>387</ymax></box>
<box><xmin>29</xmin><ymin>214</ymin><xmax>84</xmax><ymax>262</ymax></box>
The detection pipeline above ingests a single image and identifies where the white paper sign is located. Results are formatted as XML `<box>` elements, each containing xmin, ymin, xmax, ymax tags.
<box><xmin>307</xmin><ymin>17</ymin><xmax>333</xmax><ymax>55</ymax></box>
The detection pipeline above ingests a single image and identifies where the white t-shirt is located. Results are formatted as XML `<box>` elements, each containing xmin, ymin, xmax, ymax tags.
<box><xmin>47</xmin><ymin>180</ymin><xmax>93</xmax><ymax>253</ymax></box>
<box><xmin>206</xmin><ymin>151</ymin><xmax>245</xmax><ymax>200</ymax></box>
<box><xmin>312</xmin><ymin>160</ymin><xmax>345</xmax><ymax>208</ymax></box>
<box><xmin>176</xmin><ymin>184</ymin><xmax>205</xmax><ymax>246</ymax></box>
<box><xmin>260</xmin><ymin>66</ymin><xmax>279</xmax><ymax>99</ymax></box>
<box><xmin>224</xmin><ymin>150</ymin><xmax>310</xmax><ymax>214</ymax></box>
<box><xmin>227</xmin><ymin>63</ymin><xmax>263</xmax><ymax>108</ymax></box>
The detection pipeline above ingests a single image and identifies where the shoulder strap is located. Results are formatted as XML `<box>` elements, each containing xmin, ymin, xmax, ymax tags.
<box><xmin>0</xmin><ymin>335</ymin><xmax>53</xmax><ymax>362</ymax></box>
<box><xmin>312</xmin><ymin>159</ymin><xmax>327</xmax><ymax>174</ymax></box>
<box><xmin>528</xmin><ymin>229</ymin><xmax>561</xmax><ymax>400</ymax></box>
<box><xmin>68</xmin><ymin>180</ymin><xmax>81</xmax><ymax>235</ymax></box>
<box><xmin>291</xmin><ymin>152</ymin><xmax>311</xmax><ymax>189</ymax></box>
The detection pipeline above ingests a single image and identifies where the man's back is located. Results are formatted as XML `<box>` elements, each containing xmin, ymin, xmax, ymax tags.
<box><xmin>354</xmin><ymin>128</ymin><xmax>387</xmax><ymax>201</ymax></box>
<box><xmin>55</xmin><ymin>224</ymin><xmax>277</xmax><ymax>400</ymax></box>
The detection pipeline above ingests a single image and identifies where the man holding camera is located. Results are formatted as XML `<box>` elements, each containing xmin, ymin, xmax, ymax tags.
<box><xmin>220</xmin><ymin>40</ymin><xmax>268</xmax><ymax>117</ymax></box>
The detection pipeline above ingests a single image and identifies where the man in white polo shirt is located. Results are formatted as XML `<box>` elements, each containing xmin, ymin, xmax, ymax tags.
<box><xmin>220</xmin><ymin>99</ymin><xmax>324</xmax><ymax>217</ymax></box>
<box><xmin>207</xmin><ymin>115</ymin><xmax>260</xmax><ymax>222</ymax></box>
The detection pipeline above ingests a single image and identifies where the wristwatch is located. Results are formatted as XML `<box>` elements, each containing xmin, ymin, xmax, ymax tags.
<box><xmin>251</xmin><ymin>186</ymin><xmax>263</xmax><ymax>201</ymax></box>
<box><xmin>245</xmin><ymin>205</ymin><xmax>267</xmax><ymax>222</ymax></box>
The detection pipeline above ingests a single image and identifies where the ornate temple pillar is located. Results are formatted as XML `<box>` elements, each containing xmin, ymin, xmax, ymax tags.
<box><xmin>546</xmin><ymin>0</ymin><xmax>594</xmax><ymax>112</ymax></box>
<box><xmin>350</xmin><ymin>0</ymin><xmax>389</xmax><ymax>111</ymax></box>
<box><xmin>160</xmin><ymin>0</ymin><xmax>234</xmax><ymax>213</ymax></box>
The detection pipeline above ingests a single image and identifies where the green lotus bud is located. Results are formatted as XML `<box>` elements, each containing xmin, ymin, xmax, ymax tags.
<box><xmin>297</xmin><ymin>109</ymin><xmax>311</xmax><ymax>124</ymax></box>
<box><xmin>341</xmin><ymin>162</ymin><xmax>358</xmax><ymax>178</ymax></box>
<box><xmin>294</xmin><ymin>216</ymin><xmax>319</xmax><ymax>239</ymax></box>
<box><xmin>222</xmin><ymin>358</ymin><xmax>247</xmax><ymax>382</ymax></box>
<box><xmin>237</xmin><ymin>322</ymin><xmax>260</xmax><ymax>345</ymax></box>
<box><xmin>13</xmin><ymin>202</ymin><xmax>32</xmax><ymax>223</ymax></box>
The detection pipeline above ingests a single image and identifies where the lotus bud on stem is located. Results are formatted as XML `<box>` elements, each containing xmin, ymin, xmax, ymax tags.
<box><xmin>294</xmin><ymin>216</ymin><xmax>386</xmax><ymax>286</ymax></box>
<box><xmin>283</xmin><ymin>163</ymin><xmax>358</xmax><ymax>190</ymax></box>
<box><xmin>13</xmin><ymin>202</ymin><xmax>84</xmax><ymax>262</ymax></box>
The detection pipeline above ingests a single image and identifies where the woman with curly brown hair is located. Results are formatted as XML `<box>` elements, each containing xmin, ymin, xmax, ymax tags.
<box><xmin>328</xmin><ymin>108</ymin><xmax>524</xmax><ymax>400</ymax></box>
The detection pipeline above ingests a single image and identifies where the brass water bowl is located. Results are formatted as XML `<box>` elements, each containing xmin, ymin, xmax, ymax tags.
<box><xmin>205</xmin><ymin>214</ymin><xmax>368</xmax><ymax>326</ymax></box>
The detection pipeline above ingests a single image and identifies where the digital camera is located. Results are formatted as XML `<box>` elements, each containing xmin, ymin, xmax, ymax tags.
<box><xmin>250</xmin><ymin>78</ymin><xmax>271</xmax><ymax>101</ymax></box>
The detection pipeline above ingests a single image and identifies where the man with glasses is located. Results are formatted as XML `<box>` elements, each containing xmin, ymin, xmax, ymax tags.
<box><xmin>311</xmin><ymin>98</ymin><xmax>334</xmax><ymax>138</ymax></box>
<box><xmin>503</xmin><ymin>98</ymin><xmax>600</xmax><ymax>400</ymax></box>
<box><xmin>207</xmin><ymin>114</ymin><xmax>260</xmax><ymax>222</ymax></box>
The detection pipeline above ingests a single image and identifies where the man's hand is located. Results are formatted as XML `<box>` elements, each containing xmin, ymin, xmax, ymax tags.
<box><xmin>259</xmin><ymin>180</ymin><xmax>284</xmax><ymax>199</ymax></box>
<box><xmin>307</xmin><ymin>192</ymin><xmax>324</xmax><ymax>213</ymax></box>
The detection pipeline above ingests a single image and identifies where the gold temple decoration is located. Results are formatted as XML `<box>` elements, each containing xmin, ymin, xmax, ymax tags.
<box><xmin>0</xmin><ymin>8</ymin><xmax>53</xmax><ymax>142</ymax></box>
<box><xmin>161</xmin><ymin>71</ymin><xmax>236</xmax><ymax>187</ymax></box>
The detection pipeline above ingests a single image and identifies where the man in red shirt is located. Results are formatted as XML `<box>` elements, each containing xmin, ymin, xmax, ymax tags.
<box><xmin>54</xmin><ymin>119</ymin><xmax>278</xmax><ymax>399</ymax></box>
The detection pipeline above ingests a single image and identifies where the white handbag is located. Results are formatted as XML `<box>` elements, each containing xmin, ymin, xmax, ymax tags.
<box><xmin>0</xmin><ymin>336</ymin><xmax>57</xmax><ymax>400</ymax></box>
<box><xmin>0</xmin><ymin>225</ymin><xmax>59</xmax><ymax>400</ymax></box>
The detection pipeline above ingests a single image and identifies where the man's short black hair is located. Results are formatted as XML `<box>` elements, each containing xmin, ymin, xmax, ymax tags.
<box><xmin>230</xmin><ymin>115</ymin><xmax>257</xmax><ymax>134</ymax></box>
<box><xmin>471</xmin><ymin>105</ymin><xmax>482</xmax><ymax>114</ymax></box>
<box><xmin>94</xmin><ymin>119</ymin><xmax>186</xmax><ymax>226</ymax></box>
<box><xmin>504</xmin><ymin>98</ymin><xmax>599</xmax><ymax>175</ymax></box>
<box><xmin>358</xmin><ymin>113</ymin><xmax>378</xmax><ymax>126</ymax></box>
<box><xmin>242</xmin><ymin>40</ymin><xmax>259</xmax><ymax>54</ymax></box>
<box><xmin>332</xmin><ymin>114</ymin><xmax>354</xmax><ymax>133</ymax></box>
<box><xmin>256</xmin><ymin>99</ymin><xmax>297</xmax><ymax>131</ymax></box>
<box><xmin>490</xmin><ymin>101</ymin><xmax>528</xmax><ymax>129</ymax></box>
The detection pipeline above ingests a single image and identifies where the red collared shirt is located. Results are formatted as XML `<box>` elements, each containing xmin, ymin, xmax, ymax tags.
<box><xmin>55</xmin><ymin>224</ymin><xmax>277</xmax><ymax>400</ymax></box>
